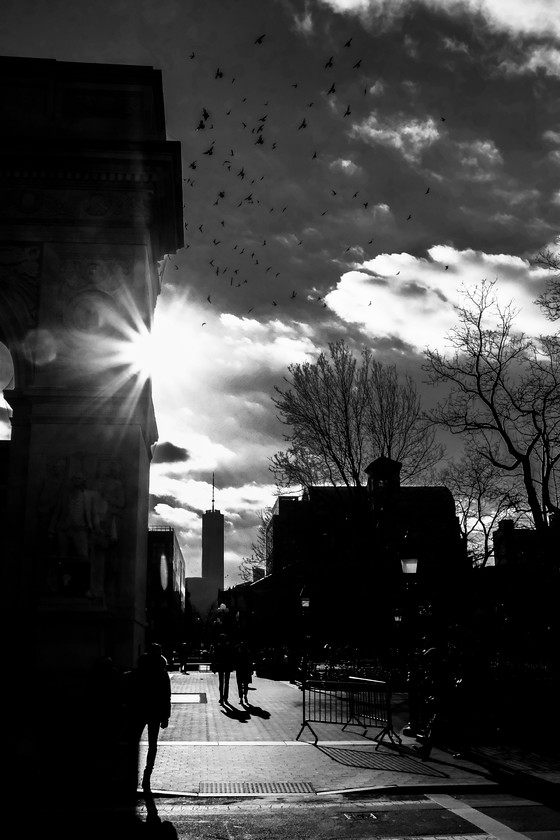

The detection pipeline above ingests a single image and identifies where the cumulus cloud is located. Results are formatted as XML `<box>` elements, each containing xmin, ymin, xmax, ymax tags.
<box><xmin>352</xmin><ymin>113</ymin><xmax>441</xmax><ymax>164</ymax></box>
<box><xmin>455</xmin><ymin>139</ymin><xmax>503</xmax><ymax>181</ymax></box>
<box><xmin>324</xmin><ymin>246</ymin><xmax>553</xmax><ymax>353</ymax></box>
<box><xmin>329</xmin><ymin>158</ymin><xmax>361</xmax><ymax>176</ymax></box>
<box><xmin>499</xmin><ymin>45</ymin><xmax>560</xmax><ymax>78</ymax></box>
<box><xmin>316</xmin><ymin>0</ymin><xmax>560</xmax><ymax>39</ymax></box>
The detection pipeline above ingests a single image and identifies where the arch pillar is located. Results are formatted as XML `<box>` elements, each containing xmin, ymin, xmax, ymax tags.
<box><xmin>0</xmin><ymin>57</ymin><xmax>183</xmax><ymax>815</ymax></box>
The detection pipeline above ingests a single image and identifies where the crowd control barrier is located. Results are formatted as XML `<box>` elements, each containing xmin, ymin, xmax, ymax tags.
<box><xmin>296</xmin><ymin>675</ymin><xmax>402</xmax><ymax>749</ymax></box>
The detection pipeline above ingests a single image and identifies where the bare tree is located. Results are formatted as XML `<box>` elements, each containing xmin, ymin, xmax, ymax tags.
<box><xmin>534</xmin><ymin>237</ymin><xmax>560</xmax><ymax>322</ymax></box>
<box><xmin>424</xmin><ymin>281</ymin><xmax>560</xmax><ymax>532</ymax></box>
<box><xmin>437</xmin><ymin>447</ymin><xmax>531</xmax><ymax>567</ymax></box>
<box><xmin>270</xmin><ymin>340</ymin><xmax>443</xmax><ymax>501</ymax></box>
<box><xmin>238</xmin><ymin>507</ymin><xmax>271</xmax><ymax>583</ymax></box>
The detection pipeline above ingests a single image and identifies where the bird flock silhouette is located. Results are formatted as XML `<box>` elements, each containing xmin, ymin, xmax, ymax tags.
<box><xmin>162</xmin><ymin>30</ymin><xmax>447</xmax><ymax>324</ymax></box>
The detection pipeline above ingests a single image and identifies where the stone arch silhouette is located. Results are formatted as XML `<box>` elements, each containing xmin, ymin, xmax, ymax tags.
<box><xmin>1</xmin><ymin>48</ymin><xmax>183</xmax><ymax>738</ymax></box>
<box><xmin>2</xmin><ymin>56</ymin><xmax>183</xmax><ymax>818</ymax></box>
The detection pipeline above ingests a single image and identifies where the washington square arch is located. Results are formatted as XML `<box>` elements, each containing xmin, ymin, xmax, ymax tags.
<box><xmin>0</xmin><ymin>57</ymin><xmax>183</xmax><ymax>819</ymax></box>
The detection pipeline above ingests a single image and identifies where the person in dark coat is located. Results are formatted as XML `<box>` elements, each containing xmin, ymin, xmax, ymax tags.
<box><xmin>234</xmin><ymin>640</ymin><xmax>253</xmax><ymax>704</ymax></box>
<box><xmin>210</xmin><ymin>633</ymin><xmax>234</xmax><ymax>704</ymax></box>
<box><xmin>124</xmin><ymin>642</ymin><xmax>171</xmax><ymax>789</ymax></box>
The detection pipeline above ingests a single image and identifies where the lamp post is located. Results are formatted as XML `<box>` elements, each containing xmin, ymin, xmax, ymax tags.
<box><xmin>296</xmin><ymin>587</ymin><xmax>313</xmax><ymax>741</ymax></box>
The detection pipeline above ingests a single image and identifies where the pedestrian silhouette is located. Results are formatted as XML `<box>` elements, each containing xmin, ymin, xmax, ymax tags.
<box><xmin>179</xmin><ymin>642</ymin><xmax>189</xmax><ymax>674</ymax></box>
<box><xmin>123</xmin><ymin>642</ymin><xmax>171</xmax><ymax>790</ymax></box>
<box><xmin>234</xmin><ymin>640</ymin><xmax>253</xmax><ymax>704</ymax></box>
<box><xmin>210</xmin><ymin>633</ymin><xmax>234</xmax><ymax>704</ymax></box>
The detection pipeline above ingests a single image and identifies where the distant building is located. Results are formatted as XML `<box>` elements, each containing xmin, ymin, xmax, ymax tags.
<box><xmin>147</xmin><ymin>527</ymin><xmax>188</xmax><ymax>654</ymax></box>
<box><xmin>187</xmin><ymin>475</ymin><xmax>225</xmax><ymax>619</ymax></box>
<box><xmin>227</xmin><ymin>456</ymin><xmax>469</xmax><ymax>649</ymax></box>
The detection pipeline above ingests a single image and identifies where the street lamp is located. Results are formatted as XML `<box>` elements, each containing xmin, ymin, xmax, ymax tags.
<box><xmin>401</xmin><ymin>558</ymin><xmax>418</xmax><ymax>575</ymax></box>
<box><xmin>297</xmin><ymin>587</ymin><xmax>313</xmax><ymax>741</ymax></box>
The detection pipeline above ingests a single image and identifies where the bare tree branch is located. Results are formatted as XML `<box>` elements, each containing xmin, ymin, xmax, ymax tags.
<box><xmin>270</xmin><ymin>341</ymin><xmax>444</xmax><ymax>505</ymax></box>
<box><xmin>424</xmin><ymin>281</ymin><xmax>560</xmax><ymax>530</ymax></box>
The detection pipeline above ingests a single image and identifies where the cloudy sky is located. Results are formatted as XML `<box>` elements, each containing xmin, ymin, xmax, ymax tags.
<box><xmin>1</xmin><ymin>0</ymin><xmax>559</xmax><ymax>585</ymax></box>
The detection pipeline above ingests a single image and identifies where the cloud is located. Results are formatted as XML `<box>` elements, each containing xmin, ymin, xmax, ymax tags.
<box><xmin>324</xmin><ymin>245</ymin><xmax>553</xmax><ymax>353</ymax></box>
<box><xmin>152</xmin><ymin>441</ymin><xmax>190</xmax><ymax>464</ymax></box>
<box><xmin>455</xmin><ymin>139</ymin><xmax>503</xmax><ymax>181</ymax></box>
<box><xmin>329</xmin><ymin>158</ymin><xmax>362</xmax><ymax>176</ymax></box>
<box><xmin>352</xmin><ymin>113</ymin><xmax>441</xmax><ymax>164</ymax></box>
<box><xmin>499</xmin><ymin>45</ymin><xmax>560</xmax><ymax>78</ymax></box>
<box><xmin>315</xmin><ymin>0</ymin><xmax>560</xmax><ymax>39</ymax></box>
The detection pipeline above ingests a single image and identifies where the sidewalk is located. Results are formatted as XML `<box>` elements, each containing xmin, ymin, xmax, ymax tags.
<box><xmin>138</xmin><ymin>670</ymin><xmax>560</xmax><ymax>798</ymax></box>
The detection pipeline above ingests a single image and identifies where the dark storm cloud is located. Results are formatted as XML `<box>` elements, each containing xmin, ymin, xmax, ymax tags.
<box><xmin>149</xmin><ymin>493</ymin><xmax>181</xmax><ymax>509</ymax></box>
<box><xmin>152</xmin><ymin>441</ymin><xmax>190</xmax><ymax>463</ymax></box>
<box><xmin>150</xmin><ymin>494</ymin><xmax>203</xmax><ymax>517</ymax></box>
<box><xmin>369</xmin><ymin>334</ymin><xmax>416</xmax><ymax>354</ymax></box>
<box><xmin>188</xmin><ymin>459</ymin><xmax>277</xmax><ymax>489</ymax></box>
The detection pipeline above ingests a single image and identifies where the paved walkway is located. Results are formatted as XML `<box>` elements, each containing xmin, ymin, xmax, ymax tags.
<box><xmin>139</xmin><ymin>671</ymin><xmax>543</xmax><ymax>798</ymax></box>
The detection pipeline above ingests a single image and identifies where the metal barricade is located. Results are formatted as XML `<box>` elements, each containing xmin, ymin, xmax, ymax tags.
<box><xmin>296</xmin><ymin>676</ymin><xmax>402</xmax><ymax>749</ymax></box>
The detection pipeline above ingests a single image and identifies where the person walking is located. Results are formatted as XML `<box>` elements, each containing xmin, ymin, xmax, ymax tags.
<box><xmin>210</xmin><ymin>633</ymin><xmax>234</xmax><ymax>704</ymax></box>
<box><xmin>234</xmin><ymin>640</ymin><xmax>253</xmax><ymax>704</ymax></box>
<box><xmin>179</xmin><ymin>641</ymin><xmax>189</xmax><ymax>674</ymax></box>
<box><xmin>124</xmin><ymin>642</ymin><xmax>171</xmax><ymax>790</ymax></box>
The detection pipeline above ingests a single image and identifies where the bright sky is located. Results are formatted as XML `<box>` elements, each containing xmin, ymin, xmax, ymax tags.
<box><xmin>1</xmin><ymin>0</ymin><xmax>559</xmax><ymax>585</ymax></box>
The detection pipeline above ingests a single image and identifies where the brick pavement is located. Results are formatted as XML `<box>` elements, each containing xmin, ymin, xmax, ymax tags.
<box><xmin>140</xmin><ymin>671</ymin><xmax>499</xmax><ymax>796</ymax></box>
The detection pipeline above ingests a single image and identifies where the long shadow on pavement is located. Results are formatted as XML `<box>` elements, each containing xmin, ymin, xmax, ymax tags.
<box><xmin>245</xmin><ymin>703</ymin><xmax>271</xmax><ymax>719</ymax></box>
<box><xmin>220</xmin><ymin>702</ymin><xmax>251</xmax><ymax>722</ymax></box>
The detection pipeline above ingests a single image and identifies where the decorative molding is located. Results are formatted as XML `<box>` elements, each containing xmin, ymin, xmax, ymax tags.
<box><xmin>0</xmin><ymin>169</ymin><xmax>157</xmax><ymax>183</ymax></box>
<box><xmin>0</xmin><ymin>186</ymin><xmax>152</xmax><ymax>224</ymax></box>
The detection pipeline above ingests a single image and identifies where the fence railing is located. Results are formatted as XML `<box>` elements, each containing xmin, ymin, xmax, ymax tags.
<box><xmin>296</xmin><ymin>676</ymin><xmax>402</xmax><ymax>749</ymax></box>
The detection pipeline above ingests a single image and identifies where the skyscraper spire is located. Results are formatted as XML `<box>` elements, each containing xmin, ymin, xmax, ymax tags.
<box><xmin>212</xmin><ymin>472</ymin><xmax>215</xmax><ymax>512</ymax></box>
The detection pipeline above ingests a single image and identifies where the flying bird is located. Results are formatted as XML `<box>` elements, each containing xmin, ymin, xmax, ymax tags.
<box><xmin>344</xmin><ymin>106</ymin><xmax>351</xmax><ymax>117</ymax></box>
<box><xmin>327</xmin><ymin>83</ymin><xmax>336</xmax><ymax>95</ymax></box>
<box><xmin>406</xmin><ymin>214</ymin><xmax>412</xmax><ymax>220</ymax></box>
<box><xmin>353</xmin><ymin>59</ymin><xmax>362</xmax><ymax>69</ymax></box>
<box><xmin>215</xmin><ymin>67</ymin><xmax>223</xmax><ymax>78</ymax></box>
<box><xmin>207</xmin><ymin>295</ymin><xmax>212</xmax><ymax>303</ymax></box>
<box><xmin>425</xmin><ymin>187</ymin><xmax>430</xmax><ymax>194</ymax></box>
<box><xmin>298</xmin><ymin>118</ymin><xmax>307</xmax><ymax>129</ymax></box>
<box><xmin>344</xmin><ymin>37</ymin><xmax>352</xmax><ymax>47</ymax></box>
<box><xmin>254</xmin><ymin>33</ymin><xmax>266</xmax><ymax>44</ymax></box>
<box><xmin>325</xmin><ymin>56</ymin><xmax>333</xmax><ymax>68</ymax></box>
<box><xmin>203</xmin><ymin>144</ymin><xmax>215</xmax><ymax>155</ymax></box>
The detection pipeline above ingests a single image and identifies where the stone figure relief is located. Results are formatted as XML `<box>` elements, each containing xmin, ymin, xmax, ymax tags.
<box><xmin>60</xmin><ymin>256</ymin><xmax>130</xmax><ymax>293</ymax></box>
<box><xmin>0</xmin><ymin>243</ymin><xmax>42</xmax><ymax>333</ymax></box>
<box><xmin>39</xmin><ymin>451</ymin><xmax>126</xmax><ymax>600</ymax></box>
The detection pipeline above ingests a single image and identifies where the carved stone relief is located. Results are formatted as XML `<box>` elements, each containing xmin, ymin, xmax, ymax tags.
<box><xmin>38</xmin><ymin>450</ymin><xmax>126</xmax><ymax>600</ymax></box>
<box><xmin>0</xmin><ymin>186</ymin><xmax>152</xmax><ymax>224</ymax></box>
<box><xmin>0</xmin><ymin>243</ymin><xmax>42</xmax><ymax>337</ymax></box>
